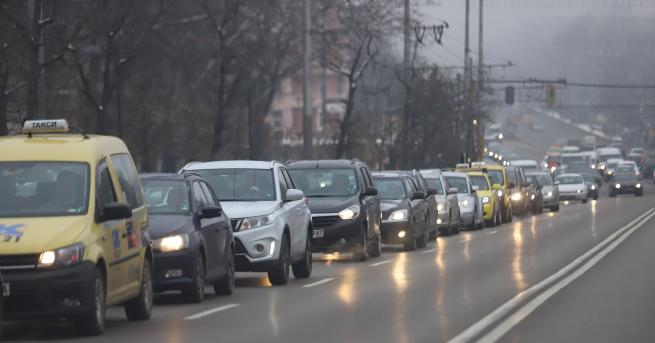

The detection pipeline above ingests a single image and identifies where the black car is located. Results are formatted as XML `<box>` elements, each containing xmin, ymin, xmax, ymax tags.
<box><xmin>398</xmin><ymin>170</ymin><xmax>439</xmax><ymax>240</ymax></box>
<box><xmin>506</xmin><ymin>166</ymin><xmax>530</xmax><ymax>216</ymax></box>
<box><xmin>581</xmin><ymin>173</ymin><xmax>600</xmax><ymax>200</ymax></box>
<box><xmin>609</xmin><ymin>172</ymin><xmax>643</xmax><ymax>197</ymax></box>
<box><xmin>567</xmin><ymin>161</ymin><xmax>602</xmax><ymax>187</ymax></box>
<box><xmin>141</xmin><ymin>173</ymin><xmax>235</xmax><ymax>302</ymax></box>
<box><xmin>287</xmin><ymin>160</ymin><xmax>382</xmax><ymax>261</ymax></box>
<box><xmin>525</xmin><ymin>175</ymin><xmax>544</xmax><ymax>214</ymax></box>
<box><xmin>372</xmin><ymin>172</ymin><xmax>430</xmax><ymax>250</ymax></box>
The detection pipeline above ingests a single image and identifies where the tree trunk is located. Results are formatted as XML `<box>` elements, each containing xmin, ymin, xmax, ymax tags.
<box><xmin>335</xmin><ymin>79</ymin><xmax>356</xmax><ymax>158</ymax></box>
<box><xmin>211</xmin><ymin>50</ymin><xmax>226</xmax><ymax>159</ymax></box>
<box><xmin>25</xmin><ymin>0</ymin><xmax>43</xmax><ymax>120</ymax></box>
<box><xmin>0</xmin><ymin>70</ymin><xmax>7</xmax><ymax>136</ymax></box>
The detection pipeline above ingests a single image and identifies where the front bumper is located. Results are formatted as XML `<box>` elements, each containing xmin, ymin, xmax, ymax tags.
<box><xmin>2</xmin><ymin>261</ymin><xmax>96</xmax><ymax>320</ymax></box>
<box><xmin>310</xmin><ymin>215</ymin><xmax>363</xmax><ymax>254</ymax></box>
<box><xmin>380</xmin><ymin>220</ymin><xmax>412</xmax><ymax>244</ymax></box>
<box><xmin>153</xmin><ymin>248</ymin><xmax>198</xmax><ymax>292</ymax></box>
<box><xmin>232</xmin><ymin>221</ymin><xmax>283</xmax><ymax>272</ymax></box>
<box><xmin>543</xmin><ymin>196</ymin><xmax>559</xmax><ymax>207</ymax></box>
<box><xmin>611</xmin><ymin>186</ymin><xmax>642</xmax><ymax>195</ymax></box>
<box><xmin>482</xmin><ymin>203</ymin><xmax>493</xmax><ymax>220</ymax></box>
<box><xmin>560</xmin><ymin>192</ymin><xmax>587</xmax><ymax>201</ymax></box>
<box><xmin>460</xmin><ymin>208</ymin><xmax>475</xmax><ymax>225</ymax></box>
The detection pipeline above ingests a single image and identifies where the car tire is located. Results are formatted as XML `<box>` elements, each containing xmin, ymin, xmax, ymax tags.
<box><xmin>292</xmin><ymin>233</ymin><xmax>313</xmax><ymax>278</ymax></box>
<box><xmin>582</xmin><ymin>198</ymin><xmax>588</xmax><ymax>204</ymax></box>
<box><xmin>476</xmin><ymin>212</ymin><xmax>484</xmax><ymax>230</ymax></box>
<box><xmin>182</xmin><ymin>255</ymin><xmax>205</xmax><ymax>303</ymax></box>
<box><xmin>368</xmin><ymin>232</ymin><xmax>382</xmax><ymax>258</ymax></box>
<box><xmin>551</xmin><ymin>204</ymin><xmax>560</xmax><ymax>212</ymax></box>
<box><xmin>416</xmin><ymin>218</ymin><xmax>429</xmax><ymax>248</ymax></box>
<box><xmin>268</xmin><ymin>236</ymin><xmax>290</xmax><ymax>285</ymax></box>
<box><xmin>593</xmin><ymin>195</ymin><xmax>599</xmax><ymax>200</ymax></box>
<box><xmin>125</xmin><ymin>259</ymin><xmax>153</xmax><ymax>321</ymax></box>
<box><xmin>636</xmin><ymin>192</ymin><xmax>643</xmax><ymax>197</ymax></box>
<box><xmin>78</xmin><ymin>268</ymin><xmax>106</xmax><ymax>336</ymax></box>
<box><xmin>352</xmin><ymin>225</ymin><xmax>368</xmax><ymax>261</ymax></box>
<box><xmin>609</xmin><ymin>192</ymin><xmax>616</xmax><ymax>198</ymax></box>
<box><xmin>214</xmin><ymin>246</ymin><xmax>235</xmax><ymax>295</ymax></box>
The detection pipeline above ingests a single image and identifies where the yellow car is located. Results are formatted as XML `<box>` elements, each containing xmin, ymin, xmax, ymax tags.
<box><xmin>457</xmin><ymin>163</ymin><xmax>513</xmax><ymax>223</ymax></box>
<box><xmin>462</xmin><ymin>171</ymin><xmax>501</xmax><ymax>227</ymax></box>
<box><xmin>0</xmin><ymin>120</ymin><xmax>153</xmax><ymax>335</ymax></box>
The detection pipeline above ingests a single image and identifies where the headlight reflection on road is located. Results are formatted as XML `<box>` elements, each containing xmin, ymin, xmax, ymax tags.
<box><xmin>269</xmin><ymin>290</ymin><xmax>279</xmax><ymax>336</ymax></box>
<box><xmin>393</xmin><ymin>253</ymin><xmax>408</xmax><ymax>293</ymax></box>
<box><xmin>512</xmin><ymin>222</ymin><xmax>527</xmax><ymax>292</ymax></box>
<box><xmin>590</xmin><ymin>199</ymin><xmax>597</xmax><ymax>238</ymax></box>
<box><xmin>392</xmin><ymin>253</ymin><xmax>410</xmax><ymax>343</ymax></box>
<box><xmin>530</xmin><ymin>215</ymin><xmax>537</xmax><ymax>238</ymax></box>
<box><xmin>337</xmin><ymin>268</ymin><xmax>356</xmax><ymax>307</ymax></box>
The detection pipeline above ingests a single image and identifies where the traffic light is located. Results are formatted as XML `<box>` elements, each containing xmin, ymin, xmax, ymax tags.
<box><xmin>546</xmin><ymin>84</ymin><xmax>556</xmax><ymax>108</ymax></box>
<box><xmin>505</xmin><ymin>86</ymin><xmax>515</xmax><ymax>105</ymax></box>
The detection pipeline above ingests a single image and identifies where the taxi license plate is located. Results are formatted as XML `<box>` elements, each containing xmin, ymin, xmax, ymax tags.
<box><xmin>2</xmin><ymin>282</ymin><xmax>9</xmax><ymax>297</ymax></box>
<box><xmin>312</xmin><ymin>229</ymin><xmax>324</xmax><ymax>239</ymax></box>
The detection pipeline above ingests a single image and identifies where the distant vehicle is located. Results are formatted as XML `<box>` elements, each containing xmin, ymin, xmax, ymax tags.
<box><xmin>566</xmin><ymin>161</ymin><xmax>602</xmax><ymax>187</ymax></box>
<box><xmin>442</xmin><ymin>172</ymin><xmax>484</xmax><ymax>230</ymax></box>
<box><xmin>286</xmin><ymin>160</ymin><xmax>382</xmax><ymax>261</ymax></box>
<box><xmin>372</xmin><ymin>172</ymin><xmax>430</xmax><ymax>250</ymax></box>
<box><xmin>641</xmin><ymin>158</ymin><xmax>655</xmax><ymax>179</ymax></box>
<box><xmin>510</xmin><ymin>159</ymin><xmax>540</xmax><ymax>171</ymax></box>
<box><xmin>524</xmin><ymin>174</ymin><xmax>545</xmax><ymax>214</ymax></box>
<box><xmin>581</xmin><ymin>135</ymin><xmax>596</xmax><ymax>151</ymax></box>
<box><xmin>609</xmin><ymin>173</ymin><xmax>643</xmax><ymax>197</ymax></box>
<box><xmin>561</xmin><ymin>146</ymin><xmax>581</xmax><ymax>154</ymax></box>
<box><xmin>579</xmin><ymin>150</ymin><xmax>598</xmax><ymax>168</ymax></box>
<box><xmin>531</xmin><ymin>123</ymin><xmax>544</xmax><ymax>132</ymax></box>
<box><xmin>567</xmin><ymin>139</ymin><xmax>582</xmax><ymax>148</ymax></box>
<box><xmin>629</xmin><ymin>147</ymin><xmax>644</xmax><ymax>156</ymax></box>
<box><xmin>526</xmin><ymin>172</ymin><xmax>559</xmax><ymax>212</ymax></box>
<box><xmin>616</xmin><ymin>161</ymin><xmax>640</xmax><ymax>177</ymax></box>
<box><xmin>604</xmin><ymin>158</ymin><xmax>624</xmax><ymax>180</ymax></box>
<box><xmin>464</xmin><ymin>171</ymin><xmax>502</xmax><ymax>227</ymax></box>
<box><xmin>141</xmin><ymin>173</ymin><xmax>235</xmax><ymax>302</ymax></box>
<box><xmin>397</xmin><ymin>170</ymin><xmax>440</xmax><ymax>240</ymax></box>
<box><xmin>420</xmin><ymin>169</ymin><xmax>461</xmax><ymax>236</ymax></box>
<box><xmin>555</xmin><ymin>173</ymin><xmax>588</xmax><ymax>203</ymax></box>
<box><xmin>559</xmin><ymin>153</ymin><xmax>586</xmax><ymax>170</ymax></box>
<box><xmin>456</xmin><ymin>165</ymin><xmax>514</xmax><ymax>223</ymax></box>
<box><xmin>580</xmin><ymin>174</ymin><xmax>599</xmax><ymax>200</ymax></box>
<box><xmin>505</xmin><ymin>166</ymin><xmax>531</xmax><ymax>216</ymax></box>
<box><xmin>183</xmin><ymin>160</ymin><xmax>313</xmax><ymax>284</ymax></box>
<box><xmin>597</xmin><ymin>147</ymin><xmax>623</xmax><ymax>172</ymax></box>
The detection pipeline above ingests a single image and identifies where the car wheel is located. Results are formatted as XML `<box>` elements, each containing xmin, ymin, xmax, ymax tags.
<box><xmin>182</xmin><ymin>255</ymin><xmax>205</xmax><ymax>303</ymax></box>
<box><xmin>609</xmin><ymin>192</ymin><xmax>616</xmax><ymax>198</ymax></box>
<box><xmin>636</xmin><ymin>192</ymin><xmax>643</xmax><ymax>197</ymax></box>
<box><xmin>416</xmin><ymin>218</ymin><xmax>429</xmax><ymax>248</ymax></box>
<box><xmin>476</xmin><ymin>212</ymin><xmax>484</xmax><ymax>230</ymax></box>
<box><xmin>582</xmin><ymin>198</ymin><xmax>588</xmax><ymax>204</ymax></box>
<box><xmin>367</xmin><ymin>232</ymin><xmax>382</xmax><ymax>258</ymax></box>
<box><xmin>125</xmin><ymin>259</ymin><xmax>153</xmax><ymax>321</ymax></box>
<box><xmin>403</xmin><ymin>230</ymin><xmax>417</xmax><ymax>251</ymax></box>
<box><xmin>268</xmin><ymin>236</ymin><xmax>290</xmax><ymax>285</ymax></box>
<box><xmin>214</xmin><ymin>246</ymin><xmax>235</xmax><ymax>295</ymax></box>
<box><xmin>78</xmin><ymin>268</ymin><xmax>106</xmax><ymax>335</ymax></box>
<box><xmin>453</xmin><ymin>211</ymin><xmax>461</xmax><ymax>234</ymax></box>
<box><xmin>352</xmin><ymin>225</ymin><xmax>368</xmax><ymax>261</ymax></box>
<box><xmin>292</xmin><ymin>232</ymin><xmax>313</xmax><ymax>278</ymax></box>
<box><xmin>551</xmin><ymin>204</ymin><xmax>560</xmax><ymax>212</ymax></box>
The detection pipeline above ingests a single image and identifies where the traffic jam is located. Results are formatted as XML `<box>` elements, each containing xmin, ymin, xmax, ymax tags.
<box><xmin>0</xmin><ymin>119</ymin><xmax>648</xmax><ymax>338</ymax></box>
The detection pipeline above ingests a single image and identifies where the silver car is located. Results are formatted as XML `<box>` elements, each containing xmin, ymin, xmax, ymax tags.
<box><xmin>420</xmin><ymin>169</ymin><xmax>461</xmax><ymax>236</ymax></box>
<box><xmin>526</xmin><ymin>171</ymin><xmax>560</xmax><ymax>212</ymax></box>
<box><xmin>181</xmin><ymin>161</ymin><xmax>313</xmax><ymax>285</ymax></box>
<box><xmin>555</xmin><ymin>173</ymin><xmax>588</xmax><ymax>204</ymax></box>
<box><xmin>442</xmin><ymin>171</ymin><xmax>484</xmax><ymax>230</ymax></box>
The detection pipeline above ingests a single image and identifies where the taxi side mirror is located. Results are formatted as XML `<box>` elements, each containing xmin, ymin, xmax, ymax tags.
<box><xmin>491</xmin><ymin>184</ymin><xmax>502</xmax><ymax>191</ymax></box>
<box><xmin>100</xmin><ymin>202</ymin><xmax>132</xmax><ymax>222</ymax></box>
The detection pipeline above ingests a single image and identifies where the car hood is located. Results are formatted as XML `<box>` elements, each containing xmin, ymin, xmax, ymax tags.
<box><xmin>558</xmin><ymin>184</ymin><xmax>586</xmax><ymax>192</ymax></box>
<box><xmin>220</xmin><ymin>201</ymin><xmax>281</xmax><ymax>219</ymax></box>
<box><xmin>0</xmin><ymin>216</ymin><xmax>88</xmax><ymax>254</ymax></box>
<box><xmin>612</xmin><ymin>180</ymin><xmax>638</xmax><ymax>186</ymax></box>
<box><xmin>306</xmin><ymin>196</ymin><xmax>359</xmax><ymax>214</ymax></box>
<box><xmin>148</xmin><ymin>215</ymin><xmax>193</xmax><ymax>239</ymax></box>
<box><xmin>541</xmin><ymin>185</ymin><xmax>557</xmax><ymax>194</ymax></box>
<box><xmin>380</xmin><ymin>200</ymin><xmax>409</xmax><ymax>218</ymax></box>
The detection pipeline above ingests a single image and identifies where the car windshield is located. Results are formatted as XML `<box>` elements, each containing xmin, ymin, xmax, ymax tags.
<box><xmin>0</xmin><ymin>162</ymin><xmax>89</xmax><ymax>218</ymax></box>
<box><xmin>445</xmin><ymin>176</ymin><xmax>469</xmax><ymax>194</ymax></box>
<box><xmin>469</xmin><ymin>175</ymin><xmax>490</xmax><ymax>190</ymax></box>
<box><xmin>608</xmin><ymin>162</ymin><xmax>619</xmax><ymax>169</ymax></box>
<box><xmin>529</xmin><ymin>174</ymin><xmax>553</xmax><ymax>186</ymax></box>
<box><xmin>614</xmin><ymin>173</ymin><xmax>638</xmax><ymax>182</ymax></box>
<box><xmin>556</xmin><ymin>176</ymin><xmax>584</xmax><ymax>185</ymax></box>
<box><xmin>424</xmin><ymin>178</ymin><xmax>444</xmax><ymax>194</ymax></box>
<box><xmin>581</xmin><ymin>175</ymin><xmax>596</xmax><ymax>183</ymax></box>
<box><xmin>142</xmin><ymin>180</ymin><xmax>191</xmax><ymax>215</ymax></box>
<box><xmin>193</xmin><ymin>169</ymin><xmax>276</xmax><ymax>201</ymax></box>
<box><xmin>487</xmin><ymin>170</ymin><xmax>504</xmax><ymax>185</ymax></box>
<box><xmin>288</xmin><ymin>168</ymin><xmax>359</xmax><ymax>197</ymax></box>
<box><xmin>373</xmin><ymin>178</ymin><xmax>406</xmax><ymax>200</ymax></box>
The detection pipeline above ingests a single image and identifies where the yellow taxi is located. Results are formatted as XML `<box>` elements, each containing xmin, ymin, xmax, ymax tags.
<box><xmin>0</xmin><ymin>120</ymin><xmax>152</xmax><ymax>335</ymax></box>
<box><xmin>457</xmin><ymin>163</ymin><xmax>513</xmax><ymax>223</ymax></box>
<box><xmin>461</xmin><ymin>171</ymin><xmax>501</xmax><ymax>227</ymax></box>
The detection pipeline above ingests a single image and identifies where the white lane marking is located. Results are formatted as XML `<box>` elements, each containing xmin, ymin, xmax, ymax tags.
<box><xmin>184</xmin><ymin>304</ymin><xmax>239</xmax><ymax>320</ymax></box>
<box><xmin>485</xmin><ymin>230</ymin><xmax>498</xmax><ymax>235</ymax></box>
<box><xmin>369</xmin><ymin>260</ymin><xmax>393</xmax><ymax>267</ymax></box>
<box><xmin>458</xmin><ymin>238</ymin><xmax>472</xmax><ymax>243</ymax></box>
<box><xmin>301</xmin><ymin>277</ymin><xmax>335</xmax><ymax>288</ymax></box>
<box><xmin>448</xmin><ymin>207</ymin><xmax>655</xmax><ymax>343</ymax></box>
<box><xmin>421</xmin><ymin>248</ymin><xmax>437</xmax><ymax>254</ymax></box>
<box><xmin>479</xmin><ymin>207</ymin><xmax>655</xmax><ymax>343</ymax></box>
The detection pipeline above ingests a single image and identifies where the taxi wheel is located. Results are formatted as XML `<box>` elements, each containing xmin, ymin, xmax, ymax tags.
<box><xmin>125</xmin><ymin>259</ymin><xmax>153</xmax><ymax>321</ymax></box>
<box><xmin>268</xmin><ymin>236</ymin><xmax>290</xmax><ymax>285</ymax></box>
<box><xmin>182</xmin><ymin>256</ymin><xmax>205</xmax><ymax>303</ymax></box>
<box><xmin>78</xmin><ymin>268</ymin><xmax>106</xmax><ymax>335</ymax></box>
<box><xmin>352</xmin><ymin>226</ymin><xmax>368</xmax><ymax>261</ymax></box>
<box><xmin>214</xmin><ymin>246</ymin><xmax>235</xmax><ymax>295</ymax></box>
<box><xmin>292</xmin><ymin>232</ymin><xmax>313</xmax><ymax>278</ymax></box>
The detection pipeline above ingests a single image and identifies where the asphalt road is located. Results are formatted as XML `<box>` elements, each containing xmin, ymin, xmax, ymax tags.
<box><xmin>3</xmin><ymin>184</ymin><xmax>655</xmax><ymax>342</ymax></box>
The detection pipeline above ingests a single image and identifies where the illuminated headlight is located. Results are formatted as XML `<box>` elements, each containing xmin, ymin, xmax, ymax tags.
<box><xmin>153</xmin><ymin>234</ymin><xmax>189</xmax><ymax>253</ymax></box>
<box><xmin>636</xmin><ymin>183</ymin><xmax>642</xmax><ymax>188</ymax></box>
<box><xmin>489</xmin><ymin>151</ymin><xmax>494</xmax><ymax>157</ymax></box>
<box><xmin>590</xmin><ymin>185</ymin><xmax>597</xmax><ymax>190</ymax></box>
<box><xmin>498</xmin><ymin>133</ymin><xmax>504</xmax><ymax>140</ymax></box>
<box><xmin>615</xmin><ymin>184</ymin><xmax>621</xmax><ymax>189</ymax></box>
<box><xmin>511</xmin><ymin>192</ymin><xmax>522</xmax><ymax>201</ymax></box>
<box><xmin>437</xmin><ymin>203</ymin><xmax>445</xmax><ymax>211</ymax></box>
<box><xmin>591</xmin><ymin>165</ymin><xmax>596</xmax><ymax>169</ymax></box>
<box><xmin>545</xmin><ymin>191</ymin><xmax>554</xmax><ymax>198</ymax></box>
<box><xmin>338</xmin><ymin>205</ymin><xmax>361</xmax><ymax>220</ymax></box>
<box><xmin>240</xmin><ymin>214</ymin><xmax>277</xmax><ymax>230</ymax></box>
<box><xmin>459</xmin><ymin>199</ymin><xmax>470</xmax><ymax>208</ymax></box>
<box><xmin>607</xmin><ymin>170</ymin><xmax>614</xmax><ymax>175</ymax></box>
<box><xmin>550</xmin><ymin>166</ymin><xmax>557</xmax><ymax>173</ymax></box>
<box><xmin>38</xmin><ymin>243</ymin><xmax>84</xmax><ymax>268</ymax></box>
<box><xmin>436</xmin><ymin>218</ymin><xmax>442</xmax><ymax>224</ymax></box>
<box><xmin>497</xmin><ymin>190</ymin><xmax>504</xmax><ymax>197</ymax></box>
<box><xmin>599</xmin><ymin>165</ymin><xmax>606</xmax><ymax>170</ymax></box>
<box><xmin>530</xmin><ymin>194</ymin><xmax>536</xmax><ymax>200</ymax></box>
<box><xmin>576</xmin><ymin>189</ymin><xmax>582</xmax><ymax>194</ymax></box>
<box><xmin>388</xmin><ymin>209</ymin><xmax>408</xmax><ymax>222</ymax></box>
<box><xmin>494</xmin><ymin>153</ymin><xmax>499</xmax><ymax>159</ymax></box>
<box><xmin>498</xmin><ymin>155</ymin><xmax>503</xmax><ymax>160</ymax></box>
<box><xmin>543</xmin><ymin>163</ymin><xmax>548</xmax><ymax>169</ymax></box>
<box><xmin>482</xmin><ymin>196</ymin><xmax>490</xmax><ymax>204</ymax></box>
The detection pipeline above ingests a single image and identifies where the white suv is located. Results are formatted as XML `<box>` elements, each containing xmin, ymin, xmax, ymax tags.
<box><xmin>181</xmin><ymin>161</ymin><xmax>312</xmax><ymax>285</ymax></box>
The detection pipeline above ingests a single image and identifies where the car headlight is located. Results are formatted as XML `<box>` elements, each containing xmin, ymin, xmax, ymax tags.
<box><xmin>511</xmin><ymin>192</ymin><xmax>522</xmax><ymax>201</ymax></box>
<box><xmin>591</xmin><ymin>165</ymin><xmax>596</xmax><ymax>169</ymax></box>
<box><xmin>576</xmin><ymin>189</ymin><xmax>582</xmax><ymax>194</ymax></box>
<box><xmin>530</xmin><ymin>194</ymin><xmax>536</xmax><ymax>200</ymax></box>
<box><xmin>482</xmin><ymin>196</ymin><xmax>490</xmax><ymax>204</ymax></box>
<box><xmin>615</xmin><ymin>184</ymin><xmax>621</xmax><ymax>189</ymax></box>
<box><xmin>437</xmin><ymin>203</ymin><xmax>445</xmax><ymax>211</ymax></box>
<box><xmin>497</xmin><ymin>190</ymin><xmax>504</xmax><ymax>197</ymax></box>
<box><xmin>38</xmin><ymin>243</ymin><xmax>84</xmax><ymax>268</ymax></box>
<box><xmin>550</xmin><ymin>166</ymin><xmax>557</xmax><ymax>173</ymax></box>
<box><xmin>544</xmin><ymin>191</ymin><xmax>553</xmax><ymax>198</ymax></box>
<box><xmin>240</xmin><ymin>214</ymin><xmax>277</xmax><ymax>231</ymax></box>
<box><xmin>599</xmin><ymin>165</ymin><xmax>606</xmax><ymax>170</ymax></box>
<box><xmin>388</xmin><ymin>209</ymin><xmax>408</xmax><ymax>222</ymax></box>
<box><xmin>338</xmin><ymin>205</ymin><xmax>361</xmax><ymax>220</ymax></box>
<box><xmin>590</xmin><ymin>185</ymin><xmax>597</xmax><ymax>190</ymax></box>
<box><xmin>153</xmin><ymin>234</ymin><xmax>189</xmax><ymax>252</ymax></box>
<box><xmin>498</xmin><ymin>133</ymin><xmax>504</xmax><ymax>140</ymax></box>
<box><xmin>459</xmin><ymin>199</ymin><xmax>470</xmax><ymax>208</ymax></box>
<box><xmin>636</xmin><ymin>183</ymin><xmax>642</xmax><ymax>188</ymax></box>
<box><xmin>607</xmin><ymin>170</ymin><xmax>614</xmax><ymax>175</ymax></box>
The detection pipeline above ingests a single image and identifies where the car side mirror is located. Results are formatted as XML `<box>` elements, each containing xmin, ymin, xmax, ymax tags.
<box><xmin>427</xmin><ymin>188</ymin><xmax>437</xmax><ymax>196</ymax></box>
<box><xmin>200</xmin><ymin>206</ymin><xmax>222</xmax><ymax>218</ymax></box>
<box><xmin>100</xmin><ymin>202</ymin><xmax>132</xmax><ymax>222</ymax></box>
<box><xmin>537</xmin><ymin>185</ymin><xmax>543</xmax><ymax>191</ymax></box>
<box><xmin>285</xmin><ymin>189</ymin><xmax>305</xmax><ymax>202</ymax></box>
<box><xmin>447</xmin><ymin>187</ymin><xmax>458</xmax><ymax>195</ymax></box>
<box><xmin>365</xmin><ymin>187</ymin><xmax>378</xmax><ymax>196</ymax></box>
<box><xmin>471</xmin><ymin>185</ymin><xmax>479</xmax><ymax>193</ymax></box>
<box><xmin>412</xmin><ymin>191</ymin><xmax>425</xmax><ymax>200</ymax></box>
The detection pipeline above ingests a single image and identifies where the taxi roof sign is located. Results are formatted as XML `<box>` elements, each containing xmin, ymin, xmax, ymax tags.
<box><xmin>22</xmin><ymin>119</ymin><xmax>70</xmax><ymax>134</ymax></box>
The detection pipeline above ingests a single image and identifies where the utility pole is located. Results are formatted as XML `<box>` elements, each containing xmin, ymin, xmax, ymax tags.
<box><xmin>464</xmin><ymin>0</ymin><xmax>472</xmax><ymax>161</ymax></box>
<box><xmin>403</xmin><ymin>0</ymin><xmax>410</xmax><ymax>75</ymax></box>
<box><xmin>319</xmin><ymin>9</ymin><xmax>326</xmax><ymax>135</ymax></box>
<box><xmin>476</xmin><ymin>0</ymin><xmax>484</xmax><ymax>160</ymax></box>
<box><xmin>302</xmin><ymin>0</ymin><xmax>313</xmax><ymax>159</ymax></box>
<box><xmin>402</xmin><ymin>0</ymin><xmax>411</xmax><ymax>167</ymax></box>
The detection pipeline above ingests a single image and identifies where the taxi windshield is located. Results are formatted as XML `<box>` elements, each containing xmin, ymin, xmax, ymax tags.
<box><xmin>487</xmin><ymin>170</ymin><xmax>504</xmax><ymax>185</ymax></box>
<box><xmin>142</xmin><ymin>180</ymin><xmax>191</xmax><ymax>215</ymax></box>
<box><xmin>469</xmin><ymin>175</ymin><xmax>490</xmax><ymax>190</ymax></box>
<box><xmin>0</xmin><ymin>162</ymin><xmax>90</xmax><ymax>218</ymax></box>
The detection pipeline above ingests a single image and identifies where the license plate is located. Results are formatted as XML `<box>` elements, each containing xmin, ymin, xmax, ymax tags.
<box><xmin>2</xmin><ymin>282</ymin><xmax>9</xmax><ymax>297</ymax></box>
<box><xmin>312</xmin><ymin>229</ymin><xmax>324</xmax><ymax>239</ymax></box>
